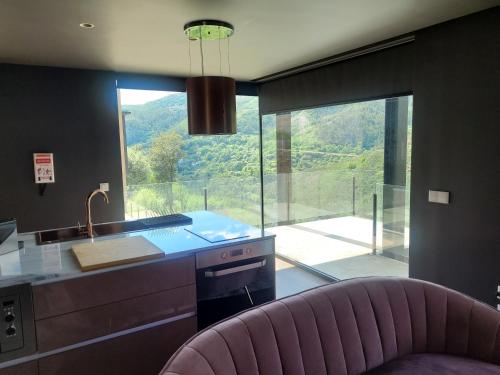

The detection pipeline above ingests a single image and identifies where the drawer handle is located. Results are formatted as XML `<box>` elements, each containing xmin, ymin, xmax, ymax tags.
<box><xmin>204</xmin><ymin>259</ymin><xmax>267</xmax><ymax>278</ymax></box>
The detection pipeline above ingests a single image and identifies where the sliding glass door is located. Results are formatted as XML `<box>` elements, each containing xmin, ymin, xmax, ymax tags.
<box><xmin>262</xmin><ymin>95</ymin><xmax>412</xmax><ymax>279</ymax></box>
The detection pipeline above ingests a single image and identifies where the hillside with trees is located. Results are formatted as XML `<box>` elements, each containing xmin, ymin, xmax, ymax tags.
<box><xmin>121</xmin><ymin>92</ymin><xmax>411</xmax><ymax>225</ymax></box>
<box><xmin>123</xmin><ymin>95</ymin><xmax>261</xmax><ymax>183</ymax></box>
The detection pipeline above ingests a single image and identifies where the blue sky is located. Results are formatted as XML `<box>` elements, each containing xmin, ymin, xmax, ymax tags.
<box><xmin>120</xmin><ymin>89</ymin><xmax>174</xmax><ymax>105</ymax></box>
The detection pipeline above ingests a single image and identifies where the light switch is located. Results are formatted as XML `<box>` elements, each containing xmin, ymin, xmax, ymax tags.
<box><xmin>428</xmin><ymin>190</ymin><xmax>449</xmax><ymax>204</ymax></box>
<box><xmin>100</xmin><ymin>182</ymin><xmax>110</xmax><ymax>192</ymax></box>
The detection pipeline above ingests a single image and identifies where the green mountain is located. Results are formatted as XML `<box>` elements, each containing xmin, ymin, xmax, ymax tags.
<box><xmin>123</xmin><ymin>93</ymin><xmax>189</xmax><ymax>146</ymax></box>
<box><xmin>122</xmin><ymin>94</ymin><xmax>394</xmax><ymax>182</ymax></box>
<box><xmin>123</xmin><ymin>94</ymin><xmax>258</xmax><ymax>146</ymax></box>
<box><xmin>123</xmin><ymin>94</ymin><xmax>261</xmax><ymax>180</ymax></box>
<box><xmin>122</xmin><ymin>94</ymin><xmax>412</xmax><ymax>222</ymax></box>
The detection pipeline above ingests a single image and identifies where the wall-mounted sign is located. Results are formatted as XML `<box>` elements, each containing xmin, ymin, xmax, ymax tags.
<box><xmin>34</xmin><ymin>153</ymin><xmax>55</xmax><ymax>183</ymax></box>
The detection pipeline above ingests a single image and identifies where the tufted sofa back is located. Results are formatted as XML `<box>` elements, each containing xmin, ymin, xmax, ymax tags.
<box><xmin>161</xmin><ymin>277</ymin><xmax>500</xmax><ymax>375</ymax></box>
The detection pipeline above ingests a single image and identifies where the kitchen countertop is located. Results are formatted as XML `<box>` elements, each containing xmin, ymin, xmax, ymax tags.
<box><xmin>0</xmin><ymin>211</ymin><xmax>274</xmax><ymax>287</ymax></box>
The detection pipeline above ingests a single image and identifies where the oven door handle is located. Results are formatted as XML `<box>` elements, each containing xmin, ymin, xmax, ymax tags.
<box><xmin>204</xmin><ymin>259</ymin><xmax>267</xmax><ymax>278</ymax></box>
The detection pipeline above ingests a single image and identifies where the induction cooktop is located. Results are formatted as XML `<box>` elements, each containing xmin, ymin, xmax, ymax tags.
<box><xmin>185</xmin><ymin>218</ymin><xmax>252</xmax><ymax>243</ymax></box>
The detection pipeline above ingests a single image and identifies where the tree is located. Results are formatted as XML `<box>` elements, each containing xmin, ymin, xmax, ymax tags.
<box><xmin>149</xmin><ymin>130</ymin><xmax>185</xmax><ymax>211</ymax></box>
<box><xmin>126</xmin><ymin>145</ymin><xmax>151</xmax><ymax>185</ymax></box>
<box><xmin>149</xmin><ymin>130</ymin><xmax>185</xmax><ymax>183</ymax></box>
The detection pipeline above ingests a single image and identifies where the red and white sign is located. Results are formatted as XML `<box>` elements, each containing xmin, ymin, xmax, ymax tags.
<box><xmin>34</xmin><ymin>153</ymin><xmax>55</xmax><ymax>183</ymax></box>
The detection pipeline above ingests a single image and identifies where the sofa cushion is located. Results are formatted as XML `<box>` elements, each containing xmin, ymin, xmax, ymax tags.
<box><xmin>162</xmin><ymin>278</ymin><xmax>500</xmax><ymax>375</ymax></box>
<box><xmin>366</xmin><ymin>353</ymin><xmax>500</xmax><ymax>374</ymax></box>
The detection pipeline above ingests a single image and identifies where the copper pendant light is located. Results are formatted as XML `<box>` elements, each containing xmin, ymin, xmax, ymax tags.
<box><xmin>184</xmin><ymin>20</ymin><xmax>236</xmax><ymax>135</ymax></box>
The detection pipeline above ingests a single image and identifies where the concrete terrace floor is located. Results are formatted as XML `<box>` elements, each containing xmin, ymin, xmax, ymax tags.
<box><xmin>268</xmin><ymin>216</ymin><xmax>408</xmax><ymax>280</ymax></box>
<box><xmin>275</xmin><ymin>257</ymin><xmax>328</xmax><ymax>298</ymax></box>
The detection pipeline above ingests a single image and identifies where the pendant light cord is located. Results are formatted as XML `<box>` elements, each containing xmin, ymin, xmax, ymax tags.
<box><xmin>199</xmin><ymin>26</ymin><xmax>205</xmax><ymax>76</ymax></box>
<box><xmin>188</xmin><ymin>39</ymin><xmax>192</xmax><ymax>77</ymax></box>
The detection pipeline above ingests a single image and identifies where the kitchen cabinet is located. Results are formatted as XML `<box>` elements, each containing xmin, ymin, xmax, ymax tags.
<box><xmin>36</xmin><ymin>285</ymin><xmax>196</xmax><ymax>352</ymax></box>
<box><xmin>32</xmin><ymin>256</ymin><xmax>195</xmax><ymax>320</ymax></box>
<box><xmin>0</xmin><ymin>212</ymin><xmax>276</xmax><ymax>374</ymax></box>
<box><xmin>38</xmin><ymin>317</ymin><xmax>196</xmax><ymax>375</ymax></box>
<box><xmin>0</xmin><ymin>362</ymin><xmax>37</xmax><ymax>375</ymax></box>
<box><xmin>33</xmin><ymin>255</ymin><xmax>197</xmax><ymax>374</ymax></box>
<box><xmin>32</xmin><ymin>256</ymin><xmax>196</xmax><ymax>353</ymax></box>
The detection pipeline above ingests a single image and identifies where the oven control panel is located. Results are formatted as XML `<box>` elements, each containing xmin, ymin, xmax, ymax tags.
<box><xmin>0</xmin><ymin>295</ymin><xmax>23</xmax><ymax>352</ymax></box>
<box><xmin>196</xmin><ymin>238</ymin><xmax>274</xmax><ymax>269</ymax></box>
<box><xmin>220</xmin><ymin>247</ymin><xmax>252</xmax><ymax>260</ymax></box>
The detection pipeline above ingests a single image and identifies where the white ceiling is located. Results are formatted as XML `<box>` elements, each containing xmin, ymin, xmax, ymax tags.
<box><xmin>0</xmin><ymin>0</ymin><xmax>498</xmax><ymax>80</ymax></box>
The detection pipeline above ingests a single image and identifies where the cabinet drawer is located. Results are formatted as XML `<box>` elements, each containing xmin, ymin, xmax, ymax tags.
<box><xmin>0</xmin><ymin>361</ymin><xmax>37</xmax><ymax>375</ymax></box>
<box><xmin>33</xmin><ymin>255</ymin><xmax>195</xmax><ymax>320</ymax></box>
<box><xmin>36</xmin><ymin>284</ymin><xmax>196</xmax><ymax>352</ymax></box>
<box><xmin>38</xmin><ymin>316</ymin><xmax>196</xmax><ymax>375</ymax></box>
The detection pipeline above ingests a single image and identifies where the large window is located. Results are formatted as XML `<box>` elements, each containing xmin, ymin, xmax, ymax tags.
<box><xmin>262</xmin><ymin>96</ymin><xmax>413</xmax><ymax>279</ymax></box>
<box><xmin>117</xmin><ymin>88</ymin><xmax>413</xmax><ymax>280</ymax></box>
<box><xmin>117</xmin><ymin>89</ymin><xmax>261</xmax><ymax>226</ymax></box>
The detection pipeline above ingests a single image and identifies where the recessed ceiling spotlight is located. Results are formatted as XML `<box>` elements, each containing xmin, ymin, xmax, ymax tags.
<box><xmin>79</xmin><ymin>23</ymin><xmax>95</xmax><ymax>29</ymax></box>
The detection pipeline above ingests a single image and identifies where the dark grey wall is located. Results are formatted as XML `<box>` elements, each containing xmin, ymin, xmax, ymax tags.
<box><xmin>259</xmin><ymin>42</ymin><xmax>414</xmax><ymax>114</ymax></box>
<box><xmin>410</xmin><ymin>7</ymin><xmax>500</xmax><ymax>306</ymax></box>
<box><xmin>0</xmin><ymin>64</ymin><xmax>125</xmax><ymax>232</ymax></box>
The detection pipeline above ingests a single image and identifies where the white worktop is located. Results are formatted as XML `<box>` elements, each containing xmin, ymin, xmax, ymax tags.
<box><xmin>0</xmin><ymin>211</ymin><xmax>274</xmax><ymax>286</ymax></box>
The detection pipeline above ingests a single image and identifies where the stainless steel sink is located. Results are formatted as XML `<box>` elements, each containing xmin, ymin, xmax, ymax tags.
<box><xmin>93</xmin><ymin>221</ymin><xmax>147</xmax><ymax>236</ymax></box>
<box><xmin>34</xmin><ymin>214</ymin><xmax>192</xmax><ymax>245</ymax></box>
<box><xmin>35</xmin><ymin>227</ymin><xmax>89</xmax><ymax>245</ymax></box>
<box><xmin>35</xmin><ymin>221</ymin><xmax>147</xmax><ymax>245</ymax></box>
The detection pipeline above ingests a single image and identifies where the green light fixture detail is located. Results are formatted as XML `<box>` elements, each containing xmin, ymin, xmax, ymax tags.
<box><xmin>184</xmin><ymin>20</ymin><xmax>234</xmax><ymax>41</ymax></box>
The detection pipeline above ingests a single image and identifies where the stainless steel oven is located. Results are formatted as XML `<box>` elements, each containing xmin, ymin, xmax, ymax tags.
<box><xmin>196</xmin><ymin>240</ymin><xmax>275</xmax><ymax>330</ymax></box>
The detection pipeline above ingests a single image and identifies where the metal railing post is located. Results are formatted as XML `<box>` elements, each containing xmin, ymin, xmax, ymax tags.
<box><xmin>287</xmin><ymin>173</ymin><xmax>291</xmax><ymax>222</ymax></box>
<box><xmin>352</xmin><ymin>176</ymin><xmax>356</xmax><ymax>216</ymax></box>
<box><xmin>204</xmin><ymin>187</ymin><xmax>208</xmax><ymax>210</ymax></box>
<box><xmin>372</xmin><ymin>193</ymin><xmax>377</xmax><ymax>255</ymax></box>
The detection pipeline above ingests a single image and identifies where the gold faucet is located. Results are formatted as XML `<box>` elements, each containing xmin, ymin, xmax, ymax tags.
<box><xmin>85</xmin><ymin>189</ymin><xmax>110</xmax><ymax>238</ymax></box>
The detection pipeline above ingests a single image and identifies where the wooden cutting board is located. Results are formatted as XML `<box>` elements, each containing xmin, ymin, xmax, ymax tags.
<box><xmin>72</xmin><ymin>236</ymin><xmax>164</xmax><ymax>272</ymax></box>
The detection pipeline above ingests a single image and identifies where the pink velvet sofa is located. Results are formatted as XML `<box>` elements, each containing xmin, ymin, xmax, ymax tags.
<box><xmin>161</xmin><ymin>277</ymin><xmax>500</xmax><ymax>374</ymax></box>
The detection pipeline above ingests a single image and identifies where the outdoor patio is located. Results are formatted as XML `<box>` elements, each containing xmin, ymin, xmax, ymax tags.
<box><xmin>268</xmin><ymin>215</ymin><xmax>409</xmax><ymax>280</ymax></box>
